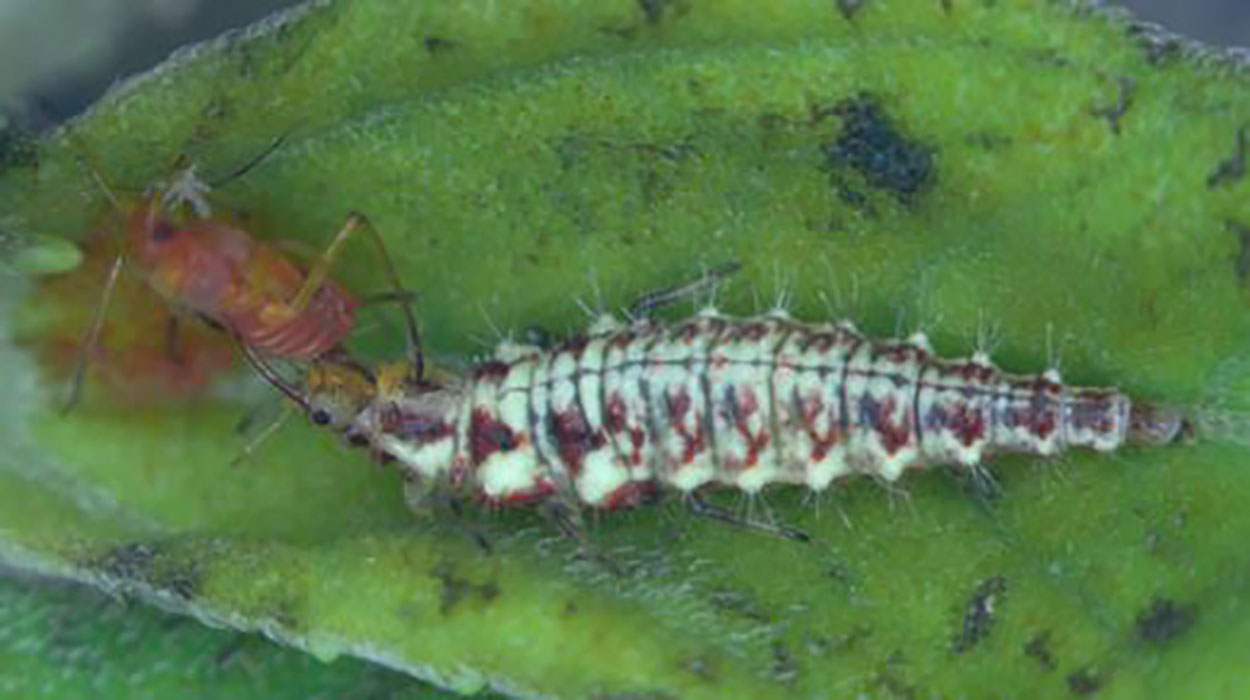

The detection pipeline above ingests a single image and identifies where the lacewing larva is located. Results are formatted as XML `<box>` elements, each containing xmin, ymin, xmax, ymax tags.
<box><xmin>242</xmin><ymin>274</ymin><xmax>1189</xmax><ymax>535</ymax></box>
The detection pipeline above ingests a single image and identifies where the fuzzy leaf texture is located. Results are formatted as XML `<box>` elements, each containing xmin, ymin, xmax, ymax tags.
<box><xmin>1</xmin><ymin>1</ymin><xmax>1249</xmax><ymax>697</ymax></box>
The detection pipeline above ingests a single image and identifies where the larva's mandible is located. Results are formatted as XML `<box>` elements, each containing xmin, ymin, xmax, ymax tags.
<box><xmin>303</xmin><ymin>309</ymin><xmax>1184</xmax><ymax>510</ymax></box>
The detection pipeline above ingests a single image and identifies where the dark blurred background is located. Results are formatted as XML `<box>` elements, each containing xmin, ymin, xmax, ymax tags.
<box><xmin>0</xmin><ymin>0</ymin><xmax>1247</xmax><ymax>129</ymax></box>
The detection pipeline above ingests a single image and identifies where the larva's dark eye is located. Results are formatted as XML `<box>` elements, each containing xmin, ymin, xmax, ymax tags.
<box><xmin>310</xmin><ymin>409</ymin><xmax>333</xmax><ymax>426</ymax></box>
<box><xmin>151</xmin><ymin>221</ymin><xmax>175</xmax><ymax>242</ymax></box>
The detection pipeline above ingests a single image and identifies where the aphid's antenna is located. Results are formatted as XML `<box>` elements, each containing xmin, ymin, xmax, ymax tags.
<box><xmin>208</xmin><ymin>132</ymin><xmax>289</xmax><ymax>188</ymax></box>
<box><xmin>234</xmin><ymin>336</ymin><xmax>309</xmax><ymax>412</ymax></box>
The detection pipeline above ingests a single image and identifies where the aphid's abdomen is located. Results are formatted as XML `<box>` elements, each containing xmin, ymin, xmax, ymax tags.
<box><xmin>237</xmin><ymin>283</ymin><xmax>358</xmax><ymax>359</ymax></box>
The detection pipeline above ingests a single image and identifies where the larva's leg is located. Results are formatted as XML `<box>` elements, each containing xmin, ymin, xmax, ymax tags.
<box><xmin>628</xmin><ymin>260</ymin><xmax>742</xmax><ymax>318</ymax></box>
<box><xmin>538</xmin><ymin>499</ymin><xmax>624</xmax><ymax>576</ymax></box>
<box><xmin>685</xmin><ymin>493</ymin><xmax>811</xmax><ymax>543</ymax></box>
<box><xmin>404</xmin><ymin>477</ymin><xmax>492</xmax><ymax>554</ymax></box>
<box><xmin>961</xmin><ymin>462</ymin><xmax>1002</xmax><ymax>502</ymax></box>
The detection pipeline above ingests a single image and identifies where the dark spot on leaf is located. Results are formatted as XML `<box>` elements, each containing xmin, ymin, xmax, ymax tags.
<box><xmin>424</xmin><ymin>36</ymin><xmax>457</xmax><ymax>54</ymax></box>
<box><xmin>707</xmin><ymin>589</ymin><xmax>771</xmax><ymax>623</ymax></box>
<box><xmin>869</xmin><ymin>650</ymin><xmax>916</xmax><ymax>698</ymax></box>
<box><xmin>1208</xmin><ymin>126</ymin><xmax>1247</xmax><ymax>189</ymax></box>
<box><xmin>1089</xmin><ymin>77</ymin><xmax>1135</xmax><ymax>136</ymax></box>
<box><xmin>638</xmin><ymin>0</ymin><xmax>692</xmax><ymax>26</ymax></box>
<box><xmin>1066</xmin><ymin>667</ymin><xmax>1104</xmax><ymax>695</ymax></box>
<box><xmin>1228</xmin><ymin>221</ymin><xmax>1250</xmax><ymax>285</ymax></box>
<box><xmin>88</xmin><ymin>542</ymin><xmax>201</xmax><ymax>601</ymax></box>
<box><xmin>831</xmin><ymin>625</ymin><xmax>873</xmax><ymax>653</ymax></box>
<box><xmin>822</xmin><ymin>94</ymin><xmax>936</xmax><ymax>207</ymax></box>
<box><xmin>939</xmin><ymin>0</ymin><xmax>953</xmax><ymax>13</ymax></box>
<box><xmin>1136</xmin><ymin>597</ymin><xmax>1196</xmax><ymax>646</ymax></box>
<box><xmin>683</xmin><ymin>655</ymin><xmax>717</xmax><ymax>681</ymax></box>
<box><xmin>1024</xmin><ymin>631</ymin><xmax>1056</xmax><ymax>671</ymax></box>
<box><xmin>771</xmin><ymin>641</ymin><xmax>800</xmax><ymax>683</ymax></box>
<box><xmin>836</xmin><ymin>0</ymin><xmax>868</xmax><ymax>20</ymax></box>
<box><xmin>431</xmin><ymin>563</ymin><xmax>500</xmax><ymax>616</ymax></box>
<box><xmin>952</xmin><ymin>576</ymin><xmax>1007</xmax><ymax>653</ymax></box>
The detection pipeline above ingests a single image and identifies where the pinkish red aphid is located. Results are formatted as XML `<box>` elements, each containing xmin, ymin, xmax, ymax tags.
<box><xmin>66</xmin><ymin>159</ymin><xmax>416</xmax><ymax>409</ymax></box>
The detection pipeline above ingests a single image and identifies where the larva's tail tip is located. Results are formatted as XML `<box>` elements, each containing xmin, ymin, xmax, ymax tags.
<box><xmin>1128</xmin><ymin>402</ymin><xmax>1189</xmax><ymax>446</ymax></box>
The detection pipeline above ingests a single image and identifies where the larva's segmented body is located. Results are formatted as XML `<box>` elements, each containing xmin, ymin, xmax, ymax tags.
<box><xmin>312</xmin><ymin>309</ymin><xmax>1181</xmax><ymax>510</ymax></box>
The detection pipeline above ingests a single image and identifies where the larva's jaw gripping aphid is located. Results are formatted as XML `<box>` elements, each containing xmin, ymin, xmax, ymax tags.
<box><xmin>295</xmin><ymin>310</ymin><xmax>1186</xmax><ymax>511</ymax></box>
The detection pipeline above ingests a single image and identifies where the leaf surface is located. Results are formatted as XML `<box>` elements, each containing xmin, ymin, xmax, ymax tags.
<box><xmin>1</xmin><ymin>1</ymin><xmax>1249</xmax><ymax>696</ymax></box>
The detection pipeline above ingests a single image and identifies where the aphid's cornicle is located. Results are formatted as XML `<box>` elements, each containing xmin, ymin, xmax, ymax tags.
<box><xmin>300</xmin><ymin>308</ymin><xmax>1185</xmax><ymax>511</ymax></box>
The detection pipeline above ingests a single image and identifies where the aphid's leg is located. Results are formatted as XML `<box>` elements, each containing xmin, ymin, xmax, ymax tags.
<box><xmin>63</xmin><ymin>253</ymin><xmax>124</xmax><ymax>413</ymax></box>
<box><xmin>627</xmin><ymin>261</ymin><xmax>742</xmax><ymax>318</ymax></box>
<box><xmin>287</xmin><ymin>213</ymin><xmax>424</xmax><ymax>380</ymax></box>
<box><xmin>685</xmin><ymin>492</ymin><xmax>811</xmax><ymax>542</ymax></box>
<box><xmin>164</xmin><ymin>315</ymin><xmax>185</xmax><ymax>367</ymax></box>
<box><xmin>230</xmin><ymin>403</ymin><xmax>295</xmax><ymax>468</ymax></box>
<box><xmin>403</xmin><ymin>477</ymin><xmax>492</xmax><ymax>554</ymax></box>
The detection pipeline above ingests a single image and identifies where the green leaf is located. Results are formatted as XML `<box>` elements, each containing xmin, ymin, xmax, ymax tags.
<box><xmin>2</xmin><ymin>1</ymin><xmax>1250</xmax><ymax>696</ymax></box>
<box><xmin>0</xmin><ymin>573</ymin><xmax>455</xmax><ymax>698</ymax></box>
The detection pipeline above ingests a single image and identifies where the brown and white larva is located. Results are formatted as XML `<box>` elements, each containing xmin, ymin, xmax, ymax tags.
<box><xmin>287</xmin><ymin>308</ymin><xmax>1186</xmax><ymax>512</ymax></box>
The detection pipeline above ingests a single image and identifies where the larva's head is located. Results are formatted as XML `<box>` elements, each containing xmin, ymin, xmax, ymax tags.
<box><xmin>304</xmin><ymin>361</ymin><xmax>378</xmax><ymax>431</ymax></box>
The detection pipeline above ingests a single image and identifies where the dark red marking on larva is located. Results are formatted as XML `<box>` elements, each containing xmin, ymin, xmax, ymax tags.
<box><xmin>872</xmin><ymin>396</ymin><xmax>913</xmax><ymax>456</ymax></box>
<box><xmin>479</xmin><ymin>479</ymin><xmax>557</xmax><ymax>506</ymax></box>
<box><xmin>549</xmin><ymin>409</ymin><xmax>607</xmax><ymax>476</ymax></box>
<box><xmin>1069</xmin><ymin>389</ymin><xmax>1119</xmax><ymax>435</ymax></box>
<box><xmin>469</xmin><ymin>408</ymin><xmax>520</xmax><ymax>465</ymax></box>
<box><xmin>605</xmin><ymin>392</ymin><xmax>647</xmax><ymax>465</ymax></box>
<box><xmin>556</xmin><ymin>335</ymin><xmax>590</xmax><ymax>358</ymax></box>
<box><xmin>379</xmin><ymin>404</ymin><xmax>455</xmax><ymax>443</ymax></box>
<box><xmin>602</xmin><ymin>480</ymin><xmax>659</xmax><ymax>510</ymax></box>
<box><xmin>724</xmin><ymin>386</ymin><xmax>771</xmax><ymax>469</ymax></box>
<box><xmin>941</xmin><ymin>404</ymin><xmax>988</xmax><ymax>447</ymax></box>
<box><xmin>795</xmin><ymin>392</ymin><xmax>842</xmax><ymax>462</ymax></box>
<box><xmin>666</xmin><ymin>389</ymin><xmax>708</xmax><ymax>463</ymax></box>
<box><xmin>473</xmin><ymin>361</ymin><xmax>511</xmax><ymax>382</ymax></box>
